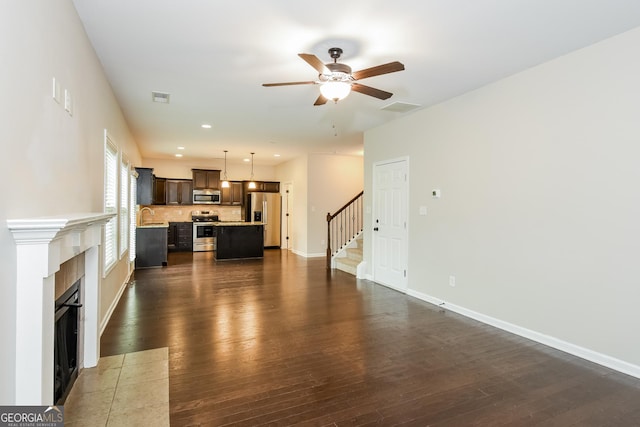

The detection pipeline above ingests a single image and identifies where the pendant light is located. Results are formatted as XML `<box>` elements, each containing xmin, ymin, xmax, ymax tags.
<box><xmin>221</xmin><ymin>150</ymin><xmax>230</xmax><ymax>188</ymax></box>
<box><xmin>248</xmin><ymin>152</ymin><xmax>257</xmax><ymax>189</ymax></box>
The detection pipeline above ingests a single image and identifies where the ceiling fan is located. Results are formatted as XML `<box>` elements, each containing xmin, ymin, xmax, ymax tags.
<box><xmin>263</xmin><ymin>47</ymin><xmax>405</xmax><ymax>105</ymax></box>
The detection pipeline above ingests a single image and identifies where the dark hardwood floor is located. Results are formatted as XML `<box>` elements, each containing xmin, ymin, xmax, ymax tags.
<box><xmin>101</xmin><ymin>250</ymin><xmax>640</xmax><ymax>426</ymax></box>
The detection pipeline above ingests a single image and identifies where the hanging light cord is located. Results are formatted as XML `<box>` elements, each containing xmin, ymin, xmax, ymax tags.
<box><xmin>223</xmin><ymin>150</ymin><xmax>228</xmax><ymax>181</ymax></box>
<box><xmin>250</xmin><ymin>152</ymin><xmax>255</xmax><ymax>180</ymax></box>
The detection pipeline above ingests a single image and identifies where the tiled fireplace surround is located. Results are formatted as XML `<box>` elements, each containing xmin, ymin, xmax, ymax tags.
<box><xmin>7</xmin><ymin>213</ymin><xmax>114</xmax><ymax>405</ymax></box>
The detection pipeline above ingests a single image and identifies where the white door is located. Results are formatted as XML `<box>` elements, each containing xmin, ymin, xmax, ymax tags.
<box><xmin>373</xmin><ymin>159</ymin><xmax>408</xmax><ymax>291</ymax></box>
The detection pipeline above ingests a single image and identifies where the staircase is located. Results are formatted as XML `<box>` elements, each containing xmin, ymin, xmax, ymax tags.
<box><xmin>326</xmin><ymin>191</ymin><xmax>364</xmax><ymax>275</ymax></box>
<box><xmin>333</xmin><ymin>234</ymin><xmax>363</xmax><ymax>276</ymax></box>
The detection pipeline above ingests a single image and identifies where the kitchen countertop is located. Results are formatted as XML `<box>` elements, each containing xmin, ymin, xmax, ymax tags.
<box><xmin>212</xmin><ymin>221</ymin><xmax>264</xmax><ymax>226</ymax></box>
<box><xmin>137</xmin><ymin>222</ymin><xmax>169</xmax><ymax>228</ymax></box>
<box><xmin>137</xmin><ymin>221</ymin><xmax>261</xmax><ymax>228</ymax></box>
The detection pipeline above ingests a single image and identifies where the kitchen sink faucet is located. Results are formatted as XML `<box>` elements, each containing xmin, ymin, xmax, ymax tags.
<box><xmin>139</xmin><ymin>206</ymin><xmax>155</xmax><ymax>226</ymax></box>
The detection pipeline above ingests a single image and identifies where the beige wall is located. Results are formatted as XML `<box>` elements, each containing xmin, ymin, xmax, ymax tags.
<box><xmin>364</xmin><ymin>27</ymin><xmax>640</xmax><ymax>370</ymax></box>
<box><xmin>276</xmin><ymin>156</ymin><xmax>308</xmax><ymax>255</ymax></box>
<box><xmin>307</xmin><ymin>154</ymin><xmax>363</xmax><ymax>256</ymax></box>
<box><xmin>276</xmin><ymin>154</ymin><xmax>363</xmax><ymax>257</ymax></box>
<box><xmin>142</xmin><ymin>157</ymin><xmax>276</xmax><ymax>182</ymax></box>
<box><xmin>0</xmin><ymin>1</ymin><xmax>141</xmax><ymax>403</ymax></box>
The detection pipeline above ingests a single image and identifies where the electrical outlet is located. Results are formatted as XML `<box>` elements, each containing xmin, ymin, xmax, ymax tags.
<box><xmin>449</xmin><ymin>275</ymin><xmax>456</xmax><ymax>287</ymax></box>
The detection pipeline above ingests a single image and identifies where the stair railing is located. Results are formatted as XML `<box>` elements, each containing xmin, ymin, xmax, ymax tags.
<box><xmin>326</xmin><ymin>191</ymin><xmax>364</xmax><ymax>269</ymax></box>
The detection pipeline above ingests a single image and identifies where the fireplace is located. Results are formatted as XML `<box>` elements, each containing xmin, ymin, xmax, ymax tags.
<box><xmin>7</xmin><ymin>213</ymin><xmax>114</xmax><ymax>405</ymax></box>
<box><xmin>54</xmin><ymin>279</ymin><xmax>81</xmax><ymax>404</ymax></box>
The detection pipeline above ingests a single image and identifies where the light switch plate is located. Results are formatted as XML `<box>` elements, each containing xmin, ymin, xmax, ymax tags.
<box><xmin>52</xmin><ymin>77</ymin><xmax>61</xmax><ymax>103</ymax></box>
<box><xmin>419</xmin><ymin>206</ymin><xmax>427</xmax><ymax>215</ymax></box>
<box><xmin>432</xmin><ymin>189</ymin><xmax>441</xmax><ymax>198</ymax></box>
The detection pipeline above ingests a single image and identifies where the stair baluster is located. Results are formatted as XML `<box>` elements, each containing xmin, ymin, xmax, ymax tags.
<box><xmin>326</xmin><ymin>191</ymin><xmax>363</xmax><ymax>269</ymax></box>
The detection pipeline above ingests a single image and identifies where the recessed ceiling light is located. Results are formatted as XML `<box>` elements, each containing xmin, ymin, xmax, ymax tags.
<box><xmin>243</xmin><ymin>158</ymin><xmax>250</xmax><ymax>162</ymax></box>
<box><xmin>274</xmin><ymin>154</ymin><xmax>281</xmax><ymax>157</ymax></box>
<box><xmin>177</xmin><ymin>146</ymin><xmax>185</xmax><ymax>150</ymax></box>
<box><xmin>175</xmin><ymin>153</ymin><xmax>183</xmax><ymax>157</ymax></box>
<box><xmin>201</xmin><ymin>124</ymin><xmax>212</xmax><ymax>129</ymax></box>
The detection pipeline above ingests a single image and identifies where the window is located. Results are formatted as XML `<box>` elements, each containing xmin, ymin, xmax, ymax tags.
<box><xmin>103</xmin><ymin>132</ymin><xmax>118</xmax><ymax>274</ymax></box>
<box><xmin>119</xmin><ymin>154</ymin><xmax>129</xmax><ymax>258</ymax></box>
<box><xmin>129</xmin><ymin>169</ymin><xmax>137</xmax><ymax>262</ymax></box>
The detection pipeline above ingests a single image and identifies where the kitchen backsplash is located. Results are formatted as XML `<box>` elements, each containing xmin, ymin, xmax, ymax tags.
<box><xmin>139</xmin><ymin>205</ymin><xmax>242</xmax><ymax>223</ymax></box>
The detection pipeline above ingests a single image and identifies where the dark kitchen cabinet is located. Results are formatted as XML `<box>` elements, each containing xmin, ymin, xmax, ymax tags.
<box><xmin>136</xmin><ymin>167</ymin><xmax>154</xmax><ymax>205</ymax></box>
<box><xmin>214</xmin><ymin>224</ymin><xmax>264</xmax><ymax>260</ymax></box>
<box><xmin>221</xmin><ymin>181</ymin><xmax>243</xmax><ymax>205</ymax></box>
<box><xmin>153</xmin><ymin>177</ymin><xmax>166</xmax><ymax>205</ymax></box>
<box><xmin>262</xmin><ymin>181</ymin><xmax>280</xmax><ymax>193</ymax></box>
<box><xmin>167</xmin><ymin>223</ymin><xmax>176</xmax><ymax>250</ymax></box>
<box><xmin>192</xmin><ymin>169</ymin><xmax>221</xmax><ymax>190</ymax></box>
<box><xmin>168</xmin><ymin>221</ymin><xmax>193</xmax><ymax>252</ymax></box>
<box><xmin>166</xmin><ymin>179</ymin><xmax>193</xmax><ymax>205</ymax></box>
<box><xmin>243</xmin><ymin>180</ymin><xmax>280</xmax><ymax>193</ymax></box>
<box><xmin>136</xmin><ymin>226</ymin><xmax>168</xmax><ymax>268</ymax></box>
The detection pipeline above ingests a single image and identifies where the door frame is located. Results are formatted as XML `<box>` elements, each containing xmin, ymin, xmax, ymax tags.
<box><xmin>281</xmin><ymin>182</ymin><xmax>293</xmax><ymax>250</ymax></box>
<box><xmin>372</xmin><ymin>156</ymin><xmax>409</xmax><ymax>292</ymax></box>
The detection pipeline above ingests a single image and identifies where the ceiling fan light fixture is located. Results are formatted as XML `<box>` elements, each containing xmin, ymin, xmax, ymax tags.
<box><xmin>262</xmin><ymin>47</ymin><xmax>404</xmax><ymax>106</ymax></box>
<box><xmin>319</xmin><ymin>81</ymin><xmax>351</xmax><ymax>102</ymax></box>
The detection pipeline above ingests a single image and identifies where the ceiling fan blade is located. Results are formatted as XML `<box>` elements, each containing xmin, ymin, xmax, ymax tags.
<box><xmin>262</xmin><ymin>81</ymin><xmax>316</xmax><ymax>87</ymax></box>
<box><xmin>351</xmin><ymin>83</ymin><xmax>393</xmax><ymax>100</ymax></box>
<box><xmin>314</xmin><ymin>94</ymin><xmax>328</xmax><ymax>106</ymax></box>
<box><xmin>352</xmin><ymin>61</ymin><xmax>405</xmax><ymax>80</ymax></box>
<box><xmin>299</xmin><ymin>53</ymin><xmax>329</xmax><ymax>74</ymax></box>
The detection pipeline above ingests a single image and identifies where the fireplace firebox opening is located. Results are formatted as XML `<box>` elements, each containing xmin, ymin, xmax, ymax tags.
<box><xmin>54</xmin><ymin>279</ymin><xmax>82</xmax><ymax>404</ymax></box>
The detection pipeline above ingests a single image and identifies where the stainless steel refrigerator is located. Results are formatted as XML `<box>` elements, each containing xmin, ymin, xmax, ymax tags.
<box><xmin>245</xmin><ymin>192</ymin><xmax>281</xmax><ymax>248</ymax></box>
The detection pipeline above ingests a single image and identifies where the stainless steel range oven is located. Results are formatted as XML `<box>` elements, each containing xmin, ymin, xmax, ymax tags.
<box><xmin>192</xmin><ymin>211</ymin><xmax>219</xmax><ymax>252</ymax></box>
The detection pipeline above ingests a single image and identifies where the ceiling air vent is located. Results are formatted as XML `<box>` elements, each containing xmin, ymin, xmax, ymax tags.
<box><xmin>151</xmin><ymin>91</ymin><xmax>170</xmax><ymax>104</ymax></box>
<box><xmin>381</xmin><ymin>101</ymin><xmax>421</xmax><ymax>113</ymax></box>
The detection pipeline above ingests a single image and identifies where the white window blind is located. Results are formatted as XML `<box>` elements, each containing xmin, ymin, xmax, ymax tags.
<box><xmin>104</xmin><ymin>133</ymin><xmax>118</xmax><ymax>274</ymax></box>
<box><xmin>119</xmin><ymin>155</ymin><xmax>129</xmax><ymax>258</ymax></box>
<box><xmin>129</xmin><ymin>170</ymin><xmax>137</xmax><ymax>262</ymax></box>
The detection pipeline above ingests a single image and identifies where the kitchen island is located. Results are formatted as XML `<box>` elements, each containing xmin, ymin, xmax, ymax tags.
<box><xmin>213</xmin><ymin>222</ymin><xmax>264</xmax><ymax>260</ymax></box>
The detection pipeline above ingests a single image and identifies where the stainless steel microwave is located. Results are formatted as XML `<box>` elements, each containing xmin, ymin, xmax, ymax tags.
<box><xmin>193</xmin><ymin>189</ymin><xmax>221</xmax><ymax>204</ymax></box>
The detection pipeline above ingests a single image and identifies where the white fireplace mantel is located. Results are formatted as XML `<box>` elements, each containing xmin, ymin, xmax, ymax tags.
<box><xmin>7</xmin><ymin>212</ymin><xmax>114</xmax><ymax>405</ymax></box>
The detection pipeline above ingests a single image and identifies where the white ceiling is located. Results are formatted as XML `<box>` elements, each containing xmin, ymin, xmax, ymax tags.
<box><xmin>71</xmin><ymin>0</ymin><xmax>640</xmax><ymax>166</ymax></box>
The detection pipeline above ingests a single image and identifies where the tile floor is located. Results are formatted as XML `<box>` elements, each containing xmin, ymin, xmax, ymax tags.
<box><xmin>63</xmin><ymin>348</ymin><xmax>169</xmax><ymax>427</ymax></box>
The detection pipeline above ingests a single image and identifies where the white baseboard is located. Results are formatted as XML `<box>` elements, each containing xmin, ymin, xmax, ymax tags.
<box><xmin>99</xmin><ymin>269</ymin><xmax>132</xmax><ymax>336</ymax></box>
<box><xmin>291</xmin><ymin>249</ymin><xmax>325</xmax><ymax>258</ymax></box>
<box><xmin>356</xmin><ymin>261</ymin><xmax>367</xmax><ymax>279</ymax></box>
<box><xmin>407</xmin><ymin>289</ymin><xmax>640</xmax><ymax>380</ymax></box>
